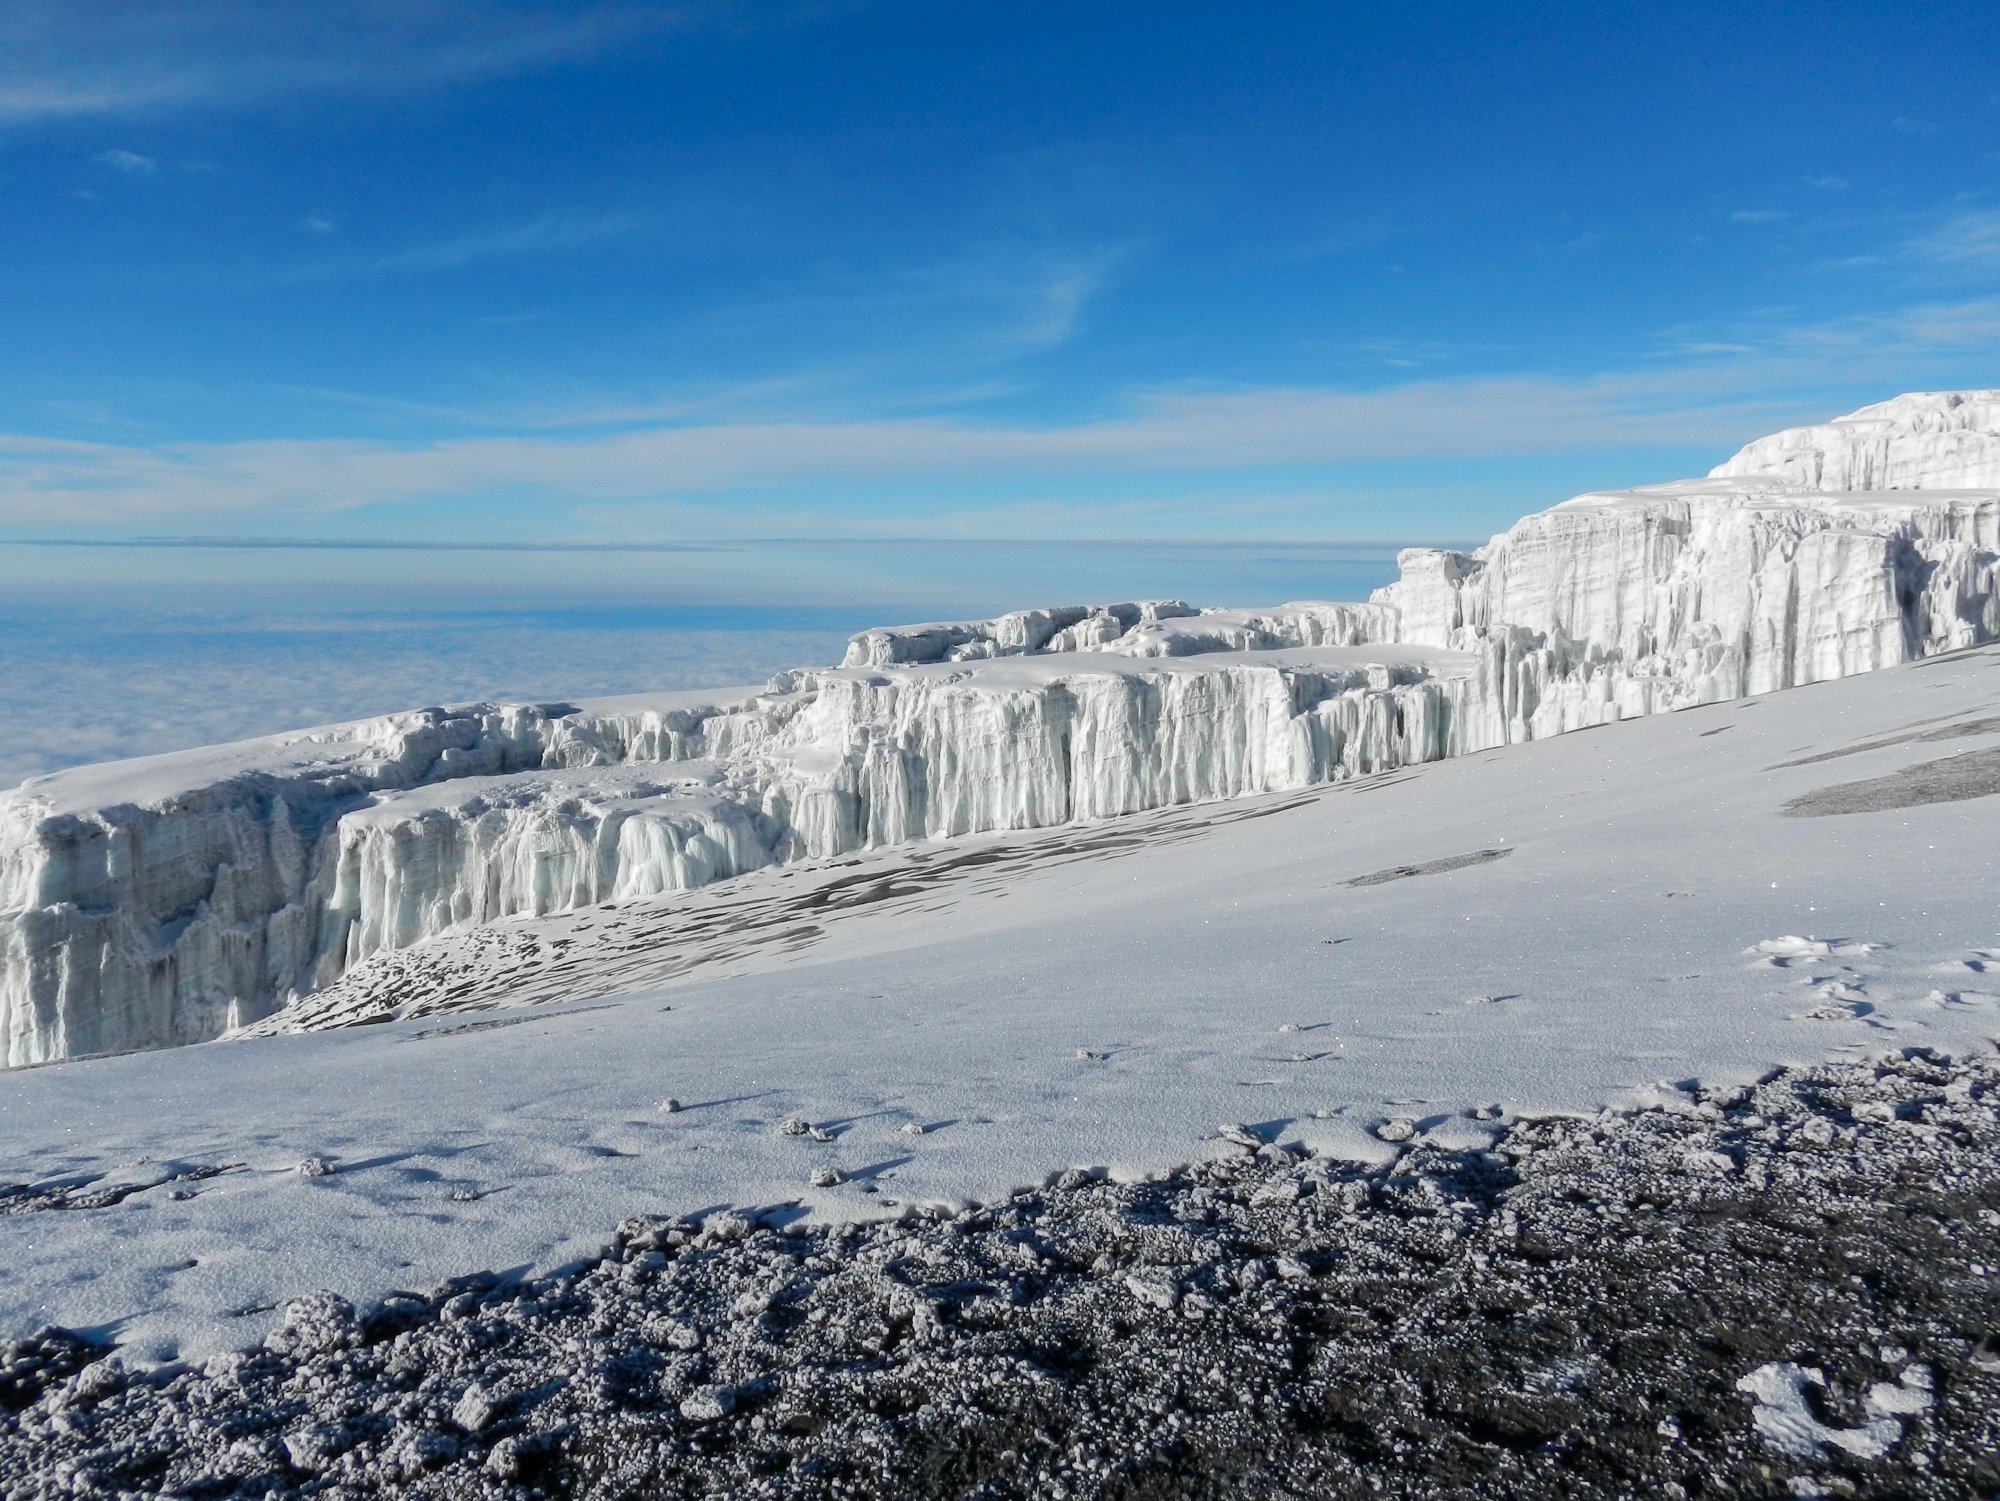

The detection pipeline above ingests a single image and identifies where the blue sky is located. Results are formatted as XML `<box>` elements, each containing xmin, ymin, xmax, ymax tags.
<box><xmin>2</xmin><ymin>0</ymin><xmax>1998</xmax><ymax>543</ymax></box>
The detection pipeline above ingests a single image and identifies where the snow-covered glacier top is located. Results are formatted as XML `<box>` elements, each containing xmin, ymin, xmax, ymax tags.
<box><xmin>1709</xmin><ymin>388</ymin><xmax>2000</xmax><ymax>490</ymax></box>
<box><xmin>5</xmin><ymin>390</ymin><xmax>2000</xmax><ymax>1066</ymax></box>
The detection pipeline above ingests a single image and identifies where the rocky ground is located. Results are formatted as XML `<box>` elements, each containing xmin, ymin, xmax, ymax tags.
<box><xmin>7</xmin><ymin>1047</ymin><xmax>2000</xmax><ymax>1501</ymax></box>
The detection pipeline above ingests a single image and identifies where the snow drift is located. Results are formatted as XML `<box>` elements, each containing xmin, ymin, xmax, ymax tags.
<box><xmin>5</xmin><ymin>391</ymin><xmax>2000</xmax><ymax>1066</ymax></box>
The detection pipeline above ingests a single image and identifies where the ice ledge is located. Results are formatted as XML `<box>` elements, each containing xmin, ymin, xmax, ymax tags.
<box><xmin>839</xmin><ymin>600</ymin><xmax>1401</xmax><ymax>667</ymax></box>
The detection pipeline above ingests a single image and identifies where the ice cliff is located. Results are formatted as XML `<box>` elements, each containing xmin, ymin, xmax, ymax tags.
<box><xmin>6</xmin><ymin>391</ymin><xmax>2000</xmax><ymax>1065</ymax></box>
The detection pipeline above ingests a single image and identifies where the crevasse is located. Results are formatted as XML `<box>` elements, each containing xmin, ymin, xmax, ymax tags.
<box><xmin>5</xmin><ymin>390</ymin><xmax>2000</xmax><ymax>1065</ymax></box>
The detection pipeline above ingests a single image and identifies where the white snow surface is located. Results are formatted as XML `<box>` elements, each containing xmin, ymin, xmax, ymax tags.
<box><xmin>1737</xmin><ymin>1360</ymin><xmax>1935</xmax><ymax>1460</ymax></box>
<box><xmin>4</xmin><ymin>638</ymin><xmax>2000</xmax><ymax>1364</ymax></box>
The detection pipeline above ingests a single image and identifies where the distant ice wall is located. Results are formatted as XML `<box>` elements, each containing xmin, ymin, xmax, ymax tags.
<box><xmin>1376</xmin><ymin>485</ymin><xmax>2000</xmax><ymax>710</ymax></box>
<box><xmin>1709</xmin><ymin>390</ymin><xmax>2000</xmax><ymax>491</ymax></box>
<box><xmin>1376</xmin><ymin>387</ymin><xmax>2000</xmax><ymax>714</ymax></box>
<box><xmin>840</xmin><ymin>601</ymin><xmax>1398</xmax><ymax>667</ymax></box>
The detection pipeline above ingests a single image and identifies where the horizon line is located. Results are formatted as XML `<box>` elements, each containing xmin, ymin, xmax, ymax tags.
<box><xmin>2</xmin><ymin>534</ymin><xmax>1476</xmax><ymax>554</ymax></box>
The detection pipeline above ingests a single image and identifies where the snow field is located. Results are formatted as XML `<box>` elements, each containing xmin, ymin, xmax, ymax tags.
<box><xmin>5</xmin><ymin>388</ymin><xmax>2000</xmax><ymax>1385</ymax></box>
<box><xmin>3</xmin><ymin>641</ymin><xmax>1999</xmax><ymax>1365</ymax></box>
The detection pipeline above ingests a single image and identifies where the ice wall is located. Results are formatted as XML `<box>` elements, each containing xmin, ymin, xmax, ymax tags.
<box><xmin>1376</xmin><ymin>484</ymin><xmax>2000</xmax><ymax>719</ymax></box>
<box><xmin>6</xmin><ymin>390</ymin><xmax>2000</xmax><ymax>1065</ymax></box>
<box><xmin>0</xmin><ymin>648</ymin><xmax>1474</xmax><ymax>1065</ymax></box>
<box><xmin>1374</xmin><ymin>389</ymin><xmax>2000</xmax><ymax>729</ymax></box>
<box><xmin>0</xmin><ymin>695</ymin><xmax>787</xmax><ymax>1066</ymax></box>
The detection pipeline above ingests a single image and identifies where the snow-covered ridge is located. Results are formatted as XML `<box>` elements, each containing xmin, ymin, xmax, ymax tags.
<box><xmin>1710</xmin><ymin>389</ymin><xmax>2000</xmax><ymax>490</ymax></box>
<box><xmin>5</xmin><ymin>390</ymin><xmax>2000</xmax><ymax>1067</ymax></box>
<box><xmin>840</xmin><ymin>599</ymin><xmax>1398</xmax><ymax>666</ymax></box>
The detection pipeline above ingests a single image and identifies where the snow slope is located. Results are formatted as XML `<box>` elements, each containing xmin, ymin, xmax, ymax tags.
<box><xmin>3</xmin><ymin>636</ymin><xmax>1998</xmax><ymax>1364</ymax></box>
<box><xmin>3</xmin><ymin>390</ymin><xmax>1999</xmax><ymax>1072</ymax></box>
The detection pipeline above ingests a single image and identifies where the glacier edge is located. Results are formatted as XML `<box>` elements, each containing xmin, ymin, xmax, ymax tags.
<box><xmin>6</xmin><ymin>389</ymin><xmax>2000</xmax><ymax>1066</ymax></box>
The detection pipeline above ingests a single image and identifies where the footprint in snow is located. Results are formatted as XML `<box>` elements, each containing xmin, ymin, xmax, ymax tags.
<box><xmin>1747</xmin><ymin>935</ymin><xmax>1881</xmax><ymax>969</ymax></box>
<box><xmin>1790</xmin><ymin>974</ymin><xmax>1871</xmax><ymax>1022</ymax></box>
<box><xmin>1793</xmin><ymin>1001</ymin><xmax>1871</xmax><ymax>1022</ymax></box>
<box><xmin>1927</xmin><ymin>989</ymin><xmax>2000</xmax><ymax>1011</ymax></box>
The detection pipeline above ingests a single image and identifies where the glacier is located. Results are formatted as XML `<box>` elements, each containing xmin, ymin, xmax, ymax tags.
<box><xmin>5</xmin><ymin>389</ymin><xmax>2000</xmax><ymax>1067</ymax></box>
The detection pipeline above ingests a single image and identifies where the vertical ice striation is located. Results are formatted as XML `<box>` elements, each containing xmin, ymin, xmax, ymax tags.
<box><xmin>1377</xmin><ymin>389</ymin><xmax>2000</xmax><ymax>725</ymax></box>
<box><xmin>5</xmin><ymin>391</ymin><xmax>2000</xmax><ymax>1064</ymax></box>
<box><xmin>1378</xmin><ymin>484</ymin><xmax>2000</xmax><ymax>715</ymax></box>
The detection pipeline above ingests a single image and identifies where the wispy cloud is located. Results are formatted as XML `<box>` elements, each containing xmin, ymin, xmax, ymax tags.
<box><xmin>1727</xmin><ymin>209</ymin><xmax>1784</xmax><ymax>224</ymax></box>
<box><xmin>856</xmin><ymin>244</ymin><xmax>1129</xmax><ymax>360</ymax></box>
<box><xmin>1908</xmin><ymin>211</ymin><xmax>2000</xmax><ymax>272</ymax></box>
<box><xmin>0</xmin><ymin>2</ymin><xmax>743</xmax><ymax>125</ymax></box>
<box><xmin>282</xmin><ymin>212</ymin><xmax>649</xmax><ymax>281</ymax></box>
<box><xmin>1286</xmin><ymin>208</ymin><xmax>1425</xmax><ymax>262</ymax></box>
<box><xmin>629</xmin><ymin>241</ymin><xmax>1134</xmax><ymax>385</ymax></box>
<box><xmin>386</xmin><ymin>213</ymin><xmax>647</xmax><ymax>271</ymax></box>
<box><xmin>0</xmin><ymin>374</ymin><xmax>1797</xmax><ymax>531</ymax></box>
<box><xmin>1341</xmin><ymin>336</ymin><xmax>1484</xmax><ymax>371</ymax></box>
<box><xmin>92</xmin><ymin>147</ymin><xmax>156</xmax><ymax>174</ymax></box>
<box><xmin>2</xmin><ymin>291</ymin><xmax>1992</xmax><ymax>534</ymax></box>
<box><xmin>1652</xmin><ymin>296</ymin><xmax>2000</xmax><ymax>382</ymax></box>
<box><xmin>1894</xmin><ymin>298</ymin><xmax>2000</xmax><ymax>348</ymax></box>
<box><xmin>999</xmin><ymin>252</ymin><xmax>1124</xmax><ymax>352</ymax></box>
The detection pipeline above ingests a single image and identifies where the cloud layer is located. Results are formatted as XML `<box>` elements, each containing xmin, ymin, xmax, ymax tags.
<box><xmin>0</xmin><ymin>1</ymin><xmax>715</xmax><ymax>123</ymax></box>
<box><xmin>9</xmin><ymin>298</ymin><xmax>1998</xmax><ymax>536</ymax></box>
<box><xmin>0</xmin><ymin>372</ymin><xmax>1796</xmax><ymax>531</ymax></box>
<box><xmin>0</xmin><ymin>610</ymin><xmax>853</xmax><ymax>786</ymax></box>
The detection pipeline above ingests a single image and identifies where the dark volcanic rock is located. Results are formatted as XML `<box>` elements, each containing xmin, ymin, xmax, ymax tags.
<box><xmin>6</xmin><ymin>1049</ymin><xmax>2000</xmax><ymax>1499</ymax></box>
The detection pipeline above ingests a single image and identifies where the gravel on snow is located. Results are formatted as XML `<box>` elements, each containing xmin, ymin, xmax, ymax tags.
<box><xmin>7</xmin><ymin>1047</ymin><xmax>2000</xmax><ymax>1500</ymax></box>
